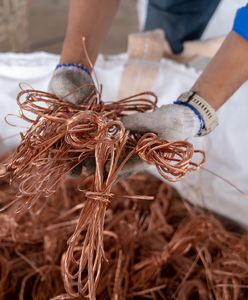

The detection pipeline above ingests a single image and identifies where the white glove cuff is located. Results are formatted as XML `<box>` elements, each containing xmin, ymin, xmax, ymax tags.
<box><xmin>175</xmin><ymin>91</ymin><xmax>219</xmax><ymax>136</ymax></box>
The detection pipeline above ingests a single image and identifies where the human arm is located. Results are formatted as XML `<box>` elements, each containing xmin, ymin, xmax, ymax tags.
<box><xmin>48</xmin><ymin>0</ymin><xmax>120</xmax><ymax>103</ymax></box>
<box><xmin>192</xmin><ymin>31</ymin><xmax>248</xmax><ymax>110</ymax></box>
<box><xmin>60</xmin><ymin>0</ymin><xmax>120</xmax><ymax>69</ymax></box>
<box><xmin>123</xmin><ymin>5</ymin><xmax>248</xmax><ymax>140</ymax></box>
<box><xmin>119</xmin><ymin>5</ymin><xmax>248</xmax><ymax>177</ymax></box>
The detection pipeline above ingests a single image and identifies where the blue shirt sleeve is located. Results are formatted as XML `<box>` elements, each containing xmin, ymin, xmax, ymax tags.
<box><xmin>233</xmin><ymin>4</ymin><xmax>248</xmax><ymax>40</ymax></box>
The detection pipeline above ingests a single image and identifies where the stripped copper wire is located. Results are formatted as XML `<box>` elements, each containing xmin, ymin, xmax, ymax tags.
<box><xmin>136</xmin><ymin>133</ymin><xmax>205</xmax><ymax>181</ymax></box>
<box><xmin>1</xmin><ymin>164</ymin><xmax>248</xmax><ymax>299</ymax></box>
<box><xmin>2</xmin><ymin>87</ymin><xmax>206</xmax><ymax>299</ymax></box>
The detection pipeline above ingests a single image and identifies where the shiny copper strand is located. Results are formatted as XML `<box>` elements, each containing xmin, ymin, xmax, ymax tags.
<box><xmin>0</xmin><ymin>87</ymin><xmax>211</xmax><ymax>299</ymax></box>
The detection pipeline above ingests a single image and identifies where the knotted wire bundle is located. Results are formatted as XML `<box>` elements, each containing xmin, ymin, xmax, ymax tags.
<box><xmin>2</xmin><ymin>87</ymin><xmax>205</xmax><ymax>299</ymax></box>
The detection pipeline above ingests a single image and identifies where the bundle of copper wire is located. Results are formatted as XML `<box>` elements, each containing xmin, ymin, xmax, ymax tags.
<box><xmin>1</xmin><ymin>165</ymin><xmax>248</xmax><ymax>300</ymax></box>
<box><xmin>1</xmin><ymin>87</ymin><xmax>205</xmax><ymax>299</ymax></box>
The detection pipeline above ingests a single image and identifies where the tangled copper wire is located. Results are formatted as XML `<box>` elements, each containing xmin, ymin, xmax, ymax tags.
<box><xmin>1</xmin><ymin>87</ymin><xmax>206</xmax><ymax>299</ymax></box>
<box><xmin>1</xmin><ymin>168</ymin><xmax>248</xmax><ymax>300</ymax></box>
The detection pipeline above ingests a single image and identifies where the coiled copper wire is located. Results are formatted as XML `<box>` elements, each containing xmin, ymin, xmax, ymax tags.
<box><xmin>1</xmin><ymin>164</ymin><xmax>248</xmax><ymax>299</ymax></box>
<box><xmin>2</xmin><ymin>87</ymin><xmax>205</xmax><ymax>299</ymax></box>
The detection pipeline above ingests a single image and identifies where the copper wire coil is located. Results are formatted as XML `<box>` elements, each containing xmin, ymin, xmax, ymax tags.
<box><xmin>1</xmin><ymin>88</ymin><xmax>207</xmax><ymax>299</ymax></box>
<box><xmin>0</xmin><ymin>165</ymin><xmax>248</xmax><ymax>299</ymax></box>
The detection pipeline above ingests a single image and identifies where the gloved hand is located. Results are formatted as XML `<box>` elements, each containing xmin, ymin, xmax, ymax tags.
<box><xmin>48</xmin><ymin>65</ymin><xmax>212</xmax><ymax>180</ymax></box>
<box><xmin>48</xmin><ymin>63</ymin><xmax>97</xmax><ymax>177</ymax></box>
<box><xmin>115</xmin><ymin>103</ymin><xmax>202</xmax><ymax>179</ymax></box>
<box><xmin>119</xmin><ymin>90</ymin><xmax>219</xmax><ymax>179</ymax></box>
<box><xmin>48</xmin><ymin>63</ymin><xmax>95</xmax><ymax>104</ymax></box>
<box><xmin>122</xmin><ymin>103</ymin><xmax>201</xmax><ymax>141</ymax></box>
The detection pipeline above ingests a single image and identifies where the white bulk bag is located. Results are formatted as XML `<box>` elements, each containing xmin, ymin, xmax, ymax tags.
<box><xmin>1</xmin><ymin>0</ymin><xmax>248</xmax><ymax>225</ymax></box>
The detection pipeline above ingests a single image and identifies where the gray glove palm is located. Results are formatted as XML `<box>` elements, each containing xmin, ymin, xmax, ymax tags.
<box><xmin>48</xmin><ymin>64</ymin><xmax>95</xmax><ymax>104</ymax></box>
<box><xmin>122</xmin><ymin>104</ymin><xmax>201</xmax><ymax>141</ymax></box>
<box><xmin>118</xmin><ymin>104</ymin><xmax>201</xmax><ymax>178</ymax></box>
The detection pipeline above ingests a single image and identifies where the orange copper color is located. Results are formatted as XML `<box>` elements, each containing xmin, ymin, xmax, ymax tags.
<box><xmin>2</xmin><ymin>87</ymin><xmax>205</xmax><ymax>299</ymax></box>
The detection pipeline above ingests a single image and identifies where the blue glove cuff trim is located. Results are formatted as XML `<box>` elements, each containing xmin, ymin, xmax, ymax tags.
<box><xmin>56</xmin><ymin>63</ymin><xmax>91</xmax><ymax>76</ymax></box>
<box><xmin>173</xmin><ymin>100</ymin><xmax>205</xmax><ymax>135</ymax></box>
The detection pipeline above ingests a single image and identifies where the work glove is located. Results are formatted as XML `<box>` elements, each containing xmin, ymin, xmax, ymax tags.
<box><xmin>117</xmin><ymin>103</ymin><xmax>202</xmax><ymax>178</ymax></box>
<box><xmin>48</xmin><ymin>63</ymin><xmax>152</xmax><ymax>179</ymax></box>
<box><xmin>48</xmin><ymin>63</ymin><xmax>95</xmax><ymax>104</ymax></box>
<box><xmin>48</xmin><ymin>63</ymin><xmax>97</xmax><ymax>177</ymax></box>
<box><xmin>122</xmin><ymin>104</ymin><xmax>201</xmax><ymax>141</ymax></box>
<box><xmin>119</xmin><ymin>92</ymin><xmax>218</xmax><ymax>178</ymax></box>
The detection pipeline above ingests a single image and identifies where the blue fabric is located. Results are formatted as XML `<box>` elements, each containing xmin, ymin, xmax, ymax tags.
<box><xmin>145</xmin><ymin>0</ymin><xmax>221</xmax><ymax>54</ymax></box>
<box><xmin>233</xmin><ymin>4</ymin><xmax>248</xmax><ymax>41</ymax></box>
<box><xmin>56</xmin><ymin>63</ymin><xmax>91</xmax><ymax>76</ymax></box>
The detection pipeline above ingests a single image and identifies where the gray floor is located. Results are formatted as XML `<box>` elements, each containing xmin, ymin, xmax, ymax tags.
<box><xmin>1</xmin><ymin>0</ymin><xmax>138</xmax><ymax>55</ymax></box>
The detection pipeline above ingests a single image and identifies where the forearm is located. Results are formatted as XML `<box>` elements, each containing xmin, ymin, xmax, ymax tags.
<box><xmin>60</xmin><ymin>0</ymin><xmax>120</xmax><ymax>69</ymax></box>
<box><xmin>192</xmin><ymin>32</ymin><xmax>248</xmax><ymax>111</ymax></box>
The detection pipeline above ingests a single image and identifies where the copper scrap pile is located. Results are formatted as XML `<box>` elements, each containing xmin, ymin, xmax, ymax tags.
<box><xmin>0</xmin><ymin>88</ymin><xmax>248</xmax><ymax>299</ymax></box>
<box><xmin>1</xmin><ymin>171</ymin><xmax>248</xmax><ymax>300</ymax></box>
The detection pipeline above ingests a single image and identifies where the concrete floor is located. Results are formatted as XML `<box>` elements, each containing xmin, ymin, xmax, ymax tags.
<box><xmin>1</xmin><ymin>0</ymin><xmax>138</xmax><ymax>55</ymax></box>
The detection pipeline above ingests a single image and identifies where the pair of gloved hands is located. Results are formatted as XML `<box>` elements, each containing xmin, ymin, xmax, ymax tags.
<box><xmin>49</xmin><ymin>64</ymin><xmax>203</xmax><ymax>177</ymax></box>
